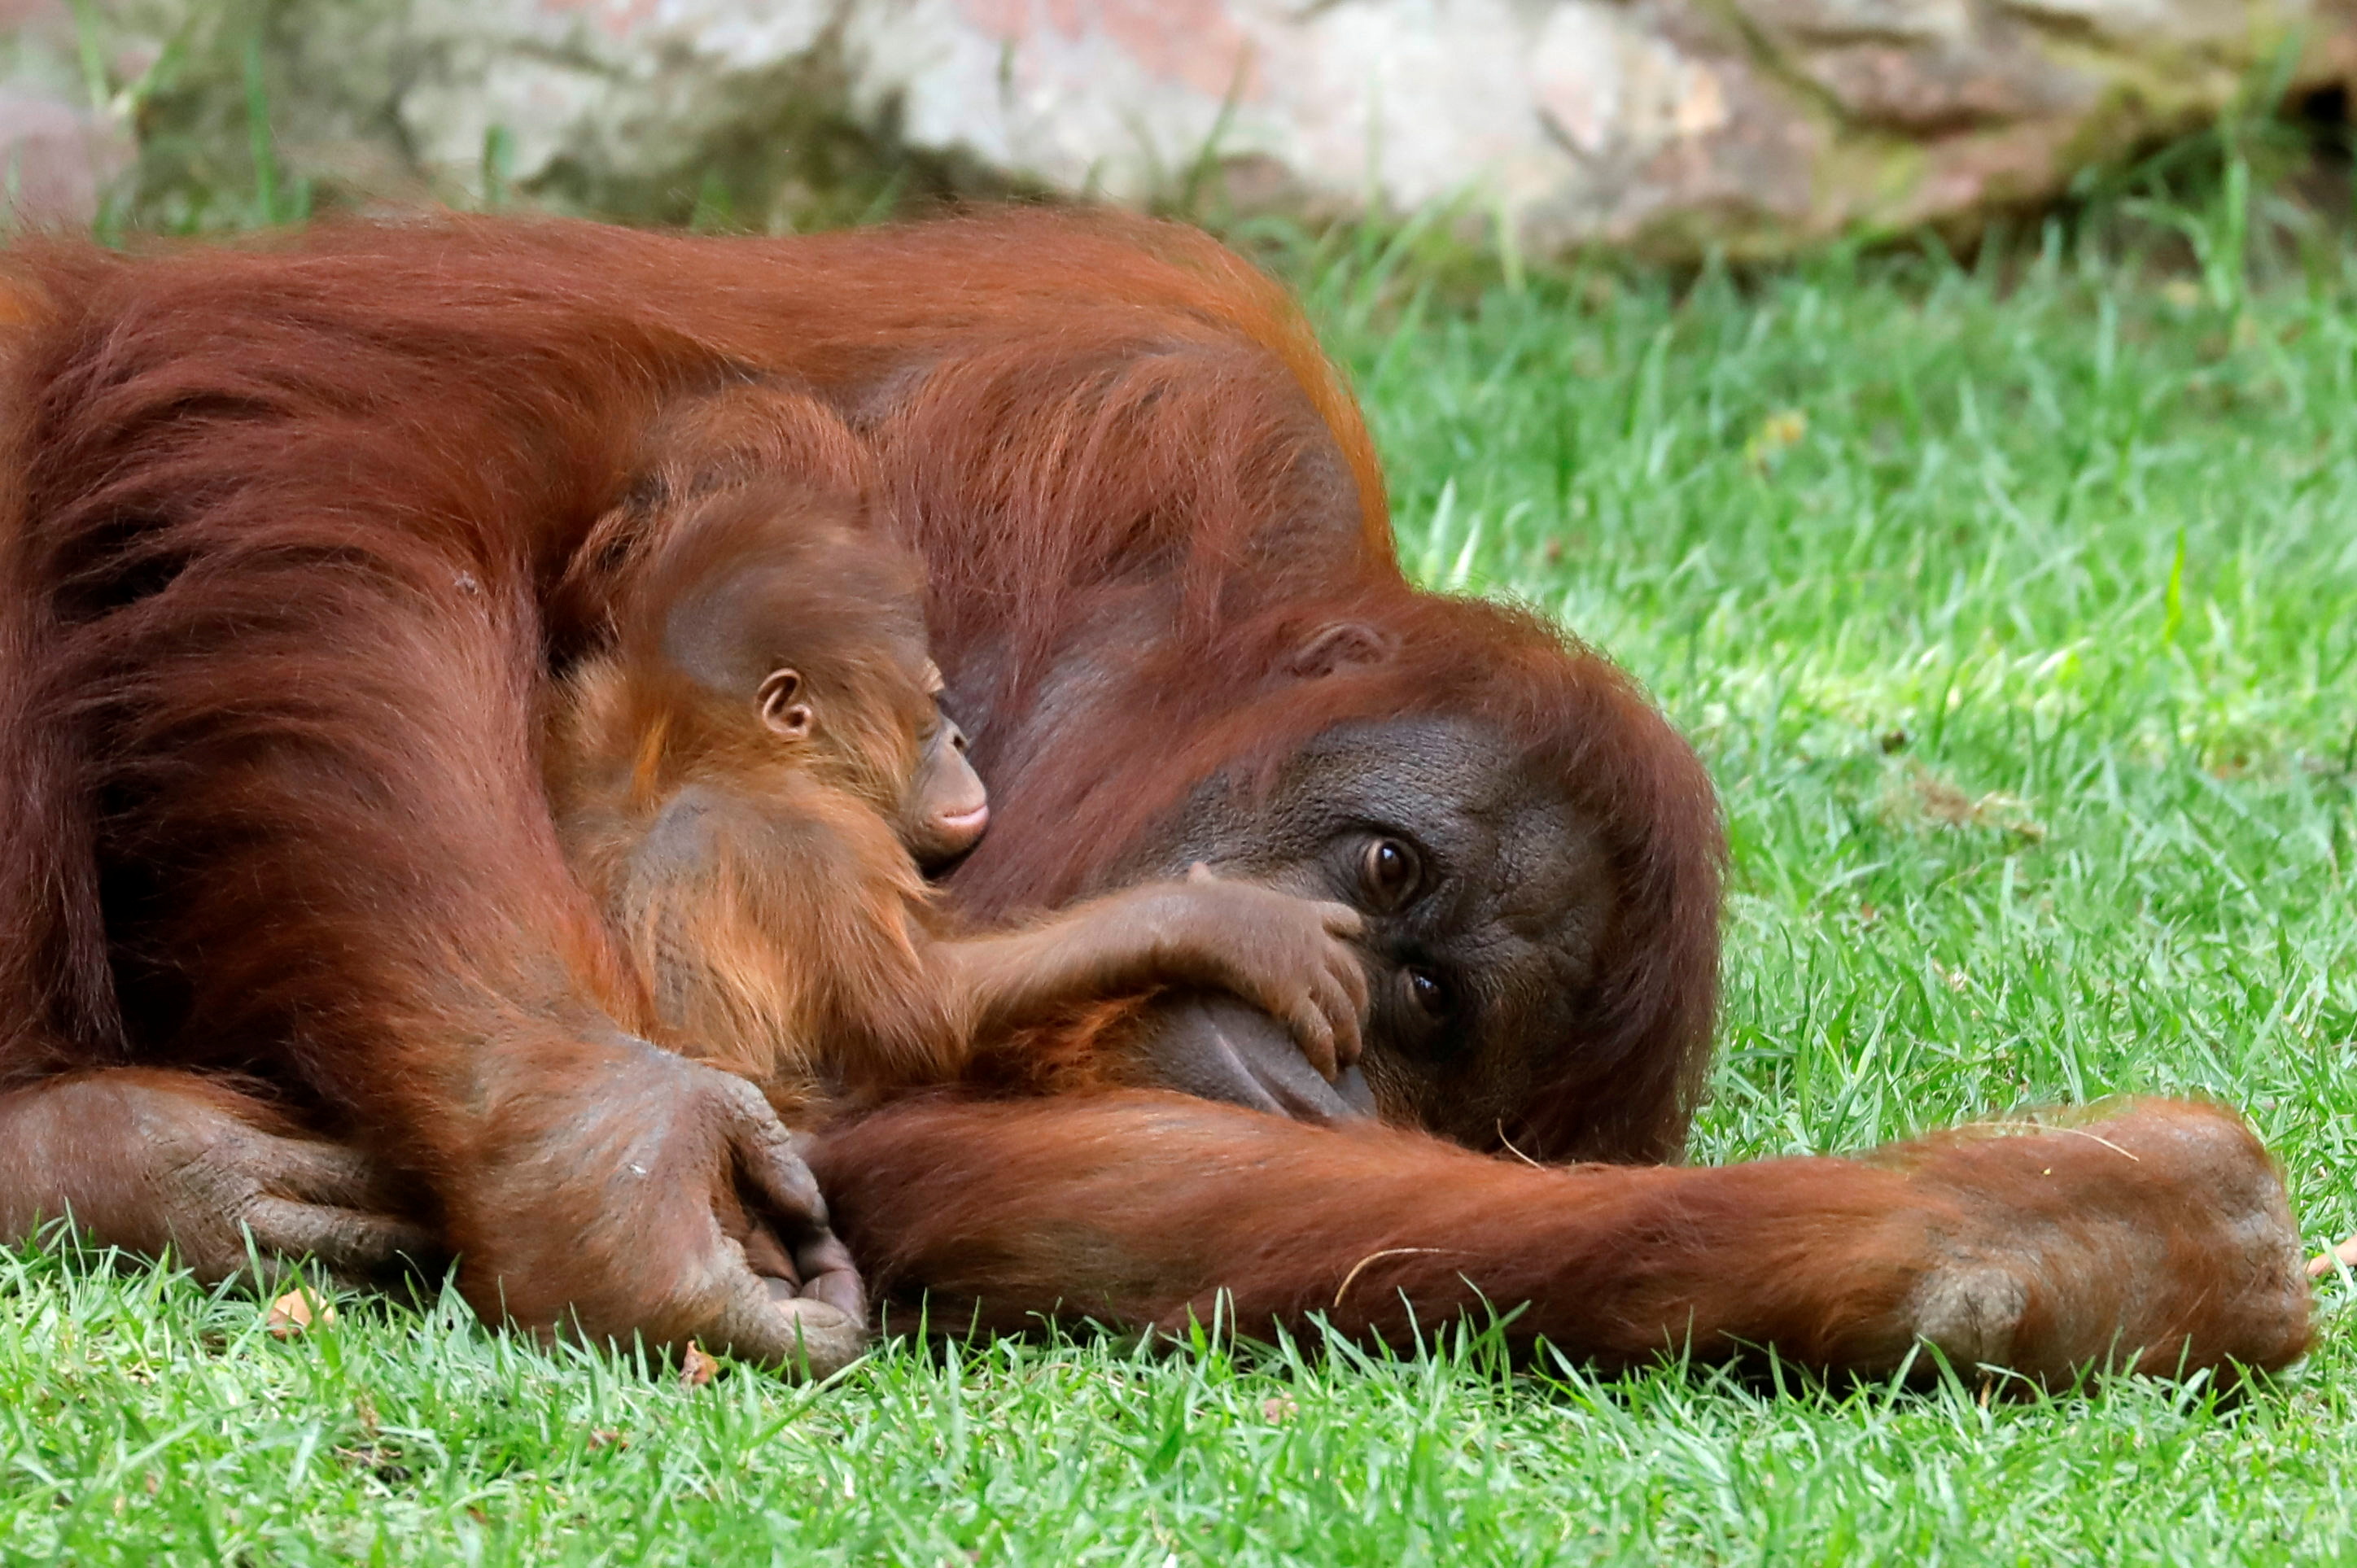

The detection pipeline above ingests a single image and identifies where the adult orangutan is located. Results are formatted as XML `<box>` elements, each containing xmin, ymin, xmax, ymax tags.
<box><xmin>0</xmin><ymin>212</ymin><xmax>2312</xmax><ymax>1382</ymax></box>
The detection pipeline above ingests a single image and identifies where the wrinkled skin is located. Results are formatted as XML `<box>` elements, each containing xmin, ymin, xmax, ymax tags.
<box><xmin>1095</xmin><ymin>718</ymin><xmax>1611</xmax><ymax>1135</ymax></box>
<box><xmin>0</xmin><ymin>1069</ymin><xmax>436</xmax><ymax>1287</ymax></box>
<box><xmin>457</xmin><ymin>1038</ymin><xmax>868</xmax><ymax>1370</ymax></box>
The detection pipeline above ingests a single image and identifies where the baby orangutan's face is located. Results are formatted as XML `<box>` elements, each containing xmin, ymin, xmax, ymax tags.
<box><xmin>751</xmin><ymin>651</ymin><xmax>986</xmax><ymax>869</ymax></box>
<box><xmin>895</xmin><ymin>661</ymin><xmax>988</xmax><ymax>867</ymax></box>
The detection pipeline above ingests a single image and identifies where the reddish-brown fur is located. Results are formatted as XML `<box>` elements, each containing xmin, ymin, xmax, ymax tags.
<box><xmin>0</xmin><ymin>212</ymin><xmax>2311</xmax><ymax>1381</ymax></box>
<box><xmin>811</xmin><ymin>1093</ymin><xmax>2314</xmax><ymax>1380</ymax></box>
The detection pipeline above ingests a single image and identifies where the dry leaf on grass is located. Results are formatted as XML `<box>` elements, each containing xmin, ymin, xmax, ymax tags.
<box><xmin>680</xmin><ymin>1341</ymin><xmax>720</xmax><ymax>1387</ymax></box>
<box><xmin>1744</xmin><ymin>408</ymin><xmax>1808</xmax><ymax>471</ymax></box>
<box><xmin>265</xmin><ymin>1287</ymin><xmax>335</xmax><ymax>1338</ymax></box>
<box><xmin>1878</xmin><ymin>762</ymin><xmax>2045</xmax><ymax>841</ymax></box>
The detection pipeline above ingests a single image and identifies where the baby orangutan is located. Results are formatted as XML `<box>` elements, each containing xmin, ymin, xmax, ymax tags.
<box><xmin>546</xmin><ymin>479</ymin><xmax>1371</xmax><ymax>1121</ymax></box>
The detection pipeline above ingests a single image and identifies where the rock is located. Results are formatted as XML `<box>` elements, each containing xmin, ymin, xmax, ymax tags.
<box><xmin>39</xmin><ymin>0</ymin><xmax>2357</xmax><ymax>256</ymax></box>
<box><xmin>0</xmin><ymin>1</ymin><xmax>136</xmax><ymax>229</ymax></box>
<box><xmin>0</xmin><ymin>85</ymin><xmax>135</xmax><ymax>228</ymax></box>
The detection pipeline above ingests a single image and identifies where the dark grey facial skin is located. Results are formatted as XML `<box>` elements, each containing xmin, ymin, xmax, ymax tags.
<box><xmin>1094</xmin><ymin>718</ymin><xmax>1611</xmax><ymax>1139</ymax></box>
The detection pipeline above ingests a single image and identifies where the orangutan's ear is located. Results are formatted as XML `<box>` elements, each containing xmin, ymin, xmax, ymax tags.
<box><xmin>758</xmin><ymin>667</ymin><xmax>815</xmax><ymax>738</ymax></box>
<box><xmin>1287</xmin><ymin>622</ymin><xmax>1395</xmax><ymax>679</ymax></box>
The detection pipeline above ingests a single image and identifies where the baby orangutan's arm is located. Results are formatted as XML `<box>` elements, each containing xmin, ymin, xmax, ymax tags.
<box><xmin>936</xmin><ymin>867</ymin><xmax>1367</xmax><ymax>1080</ymax></box>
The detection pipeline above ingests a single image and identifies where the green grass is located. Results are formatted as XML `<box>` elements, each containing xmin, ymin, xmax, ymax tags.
<box><xmin>9</xmin><ymin>205</ymin><xmax>2357</xmax><ymax>1561</ymax></box>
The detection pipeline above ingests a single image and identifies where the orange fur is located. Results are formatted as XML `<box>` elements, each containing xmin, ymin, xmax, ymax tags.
<box><xmin>549</xmin><ymin>463</ymin><xmax>958</xmax><ymax>1105</ymax></box>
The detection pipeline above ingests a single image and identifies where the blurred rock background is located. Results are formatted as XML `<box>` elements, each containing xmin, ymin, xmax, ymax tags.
<box><xmin>2</xmin><ymin>0</ymin><xmax>2352</xmax><ymax>253</ymax></box>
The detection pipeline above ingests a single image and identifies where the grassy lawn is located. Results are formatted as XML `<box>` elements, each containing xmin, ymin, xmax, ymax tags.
<box><xmin>7</xmin><ymin>196</ymin><xmax>2357</xmax><ymax>1562</ymax></box>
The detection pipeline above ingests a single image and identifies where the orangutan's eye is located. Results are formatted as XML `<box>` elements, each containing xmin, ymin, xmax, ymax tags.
<box><xmin>1402</xmin><ymin>967</ymin><xmax>1451</xmax><ymax>1022</ymax></box>
<box><xmin>1360</xmin><ymin>836</ymin><xmax>1420</xmax><ymax>910</ymax></box>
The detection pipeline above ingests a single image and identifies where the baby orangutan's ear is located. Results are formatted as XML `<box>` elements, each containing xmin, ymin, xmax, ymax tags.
<box><xmin>1287</xmin><ymin>622</ymin><xmax>1394</xmax><ymax>679</ymax></box>
<box><xmin>758</xmin><ymin>667</ymin><xmax>814</xmax><ymax>738</ymax></box>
